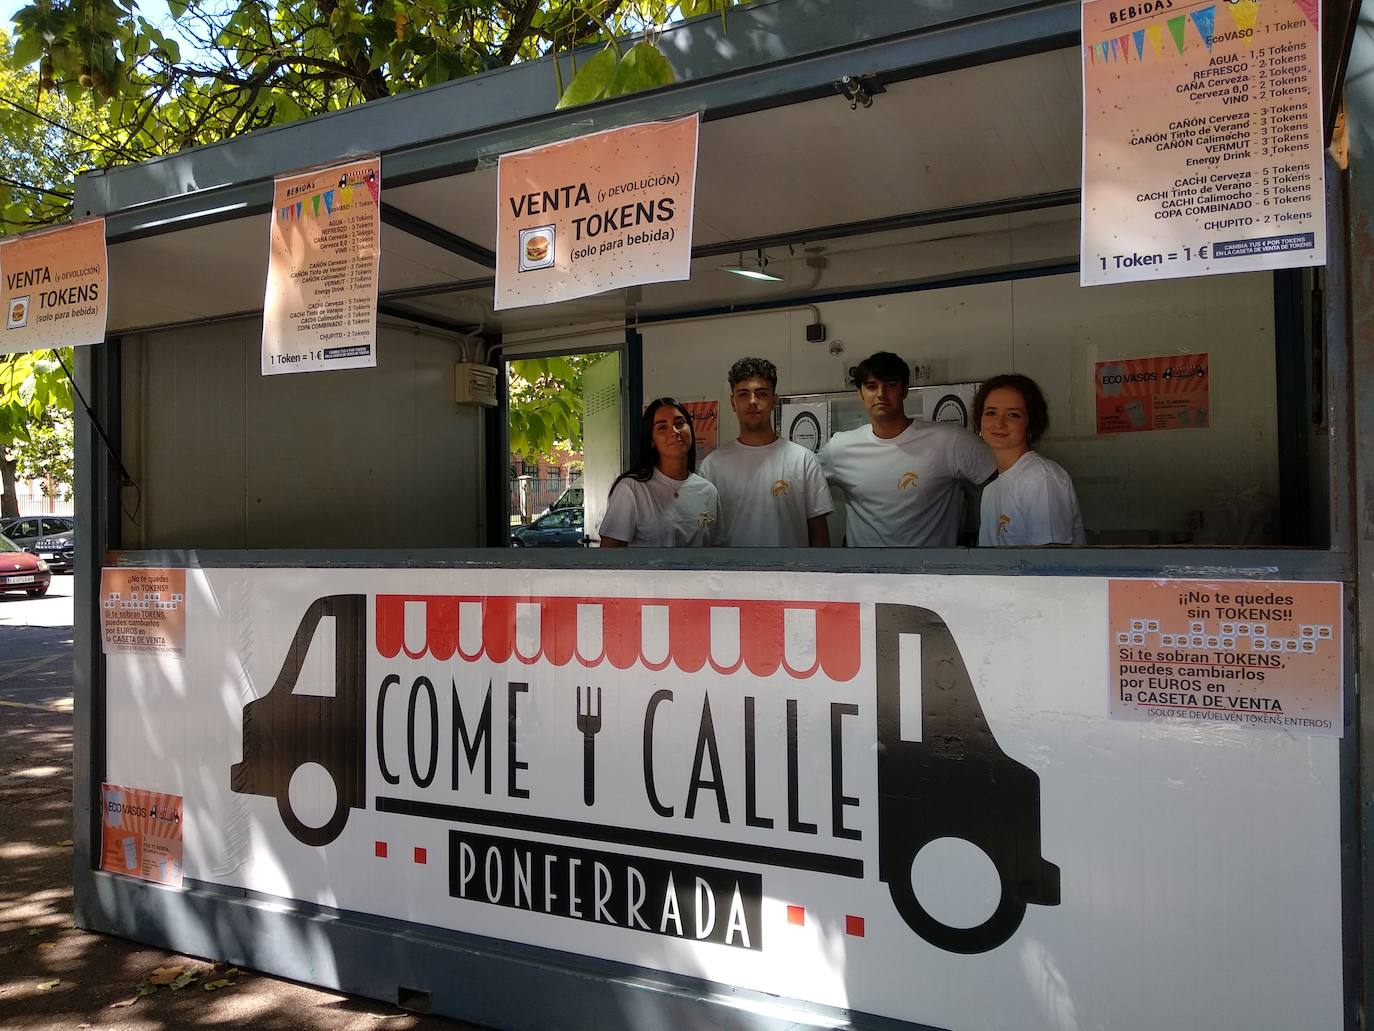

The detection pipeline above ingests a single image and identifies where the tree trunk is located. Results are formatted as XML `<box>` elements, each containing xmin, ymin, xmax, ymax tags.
<box><xmin>0</xmin><ymin>450</ymin><xmax>18</xmax><ymax>519</ymax></box>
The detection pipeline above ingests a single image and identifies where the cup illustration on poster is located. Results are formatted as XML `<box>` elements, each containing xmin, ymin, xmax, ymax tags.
<box><xmin>230</xmin><ymin>589</ymin><xmax>1061</xmax><ymax>955</ymax></box>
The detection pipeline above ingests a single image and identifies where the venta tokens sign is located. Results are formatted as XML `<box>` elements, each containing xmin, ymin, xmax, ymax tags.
<box><xmin>495</xmin><ymin>115</ymin><xmax>699</xmax><ymax>310</ymax></box>
<box><xmin>0</xmin><ymin>218</ymin><xmax>108</xmax><ymax>356</ymax></box>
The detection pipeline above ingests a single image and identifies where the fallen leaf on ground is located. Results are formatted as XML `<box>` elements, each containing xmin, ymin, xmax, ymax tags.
<box><xmin>202</xmin><ymin>978</ymin><xmax>234</xmax><ymax>991</ymax></box>
<box><xmin>170</xmin><ymin>968</ymin><xmax>198</xmax><ymax>991</ymax></box>
<box><xmin>57</xmin><ymin>839</ymin><xmax>73</xmax><ymax>847</ymax></box>
<box><xmin>37</xmin><ymin>942</ymin><xmax>56</xmax><ymax>950</ymax></box>
<box><xmin>145</xmin><ymin>965</ymin><xmax>187</xmax><ymax>985</ymax></box>
<box><xmin>110</xmin><ymin>997</ymin><xmax>140</xmax><ymax>1008</ymax></box>
<box><xmin>36</xmin><ymin>978</ymin><xmax>60</xmax><ymax>990</ymax></box>
<box><xmin>135</xmin><ymin>983</ymin><xmax>157</xmax><ymax>997</ymax></box>
<box><xmin>26</xmin><ymin>929</ymin><xmax>43</xmax><ymax>937</ymax></box>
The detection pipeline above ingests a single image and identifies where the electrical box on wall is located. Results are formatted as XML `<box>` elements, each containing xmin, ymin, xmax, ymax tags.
<box><xmin>455</xmin><ymin>363</ymin><xmax>499</xmax><ymax>407</ymax></box>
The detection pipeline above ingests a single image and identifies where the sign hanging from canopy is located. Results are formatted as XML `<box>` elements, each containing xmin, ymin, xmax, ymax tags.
<box><xmin>0</xmin><ymin>217</ymin><xmax>107</xmax><ymax>356</ymax></box>
<box><xmin>495</xmin><ymin>114</ymin><xmax>699</xmax><ymax>310</ymax></box>
<box><xmin>1081</xmin><ymin>0</ymin><xmax>1326</xmax><ymax>285</ymax></box>
<box><xmin>262</xmin><ymin>156</ymin><xmax>381</xmax><ymax>375</ymax></box>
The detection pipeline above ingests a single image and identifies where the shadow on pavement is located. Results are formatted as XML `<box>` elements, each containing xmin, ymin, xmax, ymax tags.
<box><xmin>0</xmin><ymin>625</ymin><xmax>481</xmax><ymax>1030</ymax></box>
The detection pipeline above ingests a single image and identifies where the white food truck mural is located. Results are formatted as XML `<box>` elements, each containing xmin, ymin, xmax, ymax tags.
<box><xmin>104</xmin><ymin>569</ymin><xmax>1344</xmax><ymax>1029</ymax></box>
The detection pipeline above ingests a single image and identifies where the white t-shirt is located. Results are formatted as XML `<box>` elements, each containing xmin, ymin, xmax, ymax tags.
<box><xmin>597</xmin><ymin>470</ymin><xmax>723</xmax><ymax>547</ymax></box>
<box><xmin>978</xmin><ymin>450</ymin><xmax>1085</xmax><ymax>546</ymax></box>
<box><xmin>819</xmin><ymin>420</ymin><xmax>995</xmax><ymax>547</ymax></box>
<box><xmin>699</xmin><ymin>437</ymin><xmax>834</xmax><ymax>547</ymax></box>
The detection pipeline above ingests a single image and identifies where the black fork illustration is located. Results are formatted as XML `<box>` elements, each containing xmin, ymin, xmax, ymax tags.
<box><xmin>576</xmin><ymin>685</ymin><xmax>602</xmax><ymax>806</ymax></box>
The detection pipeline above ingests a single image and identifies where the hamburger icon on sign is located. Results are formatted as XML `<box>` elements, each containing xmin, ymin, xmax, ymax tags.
<box><xmin>7</xmin><ymin>295</ymin><xmax>30</xmax><ymax>330</ymax></box>
<box><xmin>518</xmin><ymin>225</ymin><xmax>556</xmax><ymax>272</ymax></box>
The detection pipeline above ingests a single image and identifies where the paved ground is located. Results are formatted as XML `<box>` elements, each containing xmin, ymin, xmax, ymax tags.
<box><xmin>0</xmin><ymin>577</ymin><xmax>480</xmax><ymax>1030</ymax></box>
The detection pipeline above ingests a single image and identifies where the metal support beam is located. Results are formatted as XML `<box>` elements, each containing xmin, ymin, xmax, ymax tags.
<box><xmin>1343</xmin><ymin>9</ymin><xmax>1374</xmax><ymax>1028</ymax></box>
<box><xmin>691</xmin><ymin>189</ymin><xmax>1079</xmax><ymax>259</ymax></box>
<box><xmin>1274</xmin><ymin>268</ymin><xmax>1311</xmax><ymax>546</ymax></box>
<box><xmin>380</xmin><ymin>202</ymin><xmax>496</xmax><ymax>268</ymax></box>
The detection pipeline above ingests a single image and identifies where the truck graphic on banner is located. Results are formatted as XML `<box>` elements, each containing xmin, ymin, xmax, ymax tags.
<box><xmin>231</xmin><ymin>591</ymin><xmax>1061</xmax><ymax>955</ymax></box>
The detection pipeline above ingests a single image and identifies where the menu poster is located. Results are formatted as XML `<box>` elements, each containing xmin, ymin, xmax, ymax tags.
<box><xmin>1095</xmin><ymin>352</ymin><xmax>1209</xmax><ymax>432</ymax></box>
<box><xmin>1108</xmin><ymin>578</ymin><xmax>1342</xmax><ymax>736</ymax></box>
<box><xmin>262</xmin><ymin>157</ymin><xmax>380</xmax><ymax>375</ymax></box>
<box><xmin>496</xmin><ymin>115</ymin><xmax>699</xmax><ymax>310</ymax></box>
<box><xmin>1081</xmin><ymin>0</ymin><xmax>1325</xmax><ymax>286</ymax></box>
<box><xmin>0</xmin><ymin>218</ymin><xmax>107</xmax><ymax>356</ymax></box>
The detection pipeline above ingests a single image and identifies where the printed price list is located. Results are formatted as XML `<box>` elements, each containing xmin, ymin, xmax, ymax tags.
<box><xmin>1082</xmin><ymin>1</ymin><xmax>1325</xmax><ymax>285</ymax></box>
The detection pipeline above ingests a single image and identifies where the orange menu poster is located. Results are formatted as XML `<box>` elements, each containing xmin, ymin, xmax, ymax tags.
<box><xmin>100</xmin><ymin>567</ymin><xmax>187</xmax><ymax>654</ymax></box>
<box><xmin>0</xmin><ymin>218</ymin><xmax>107</xmax><ymax>356</ymax></box>
<box><xmin>100</xmin><ymin>784</ymin><xmax>183</xmax><ymax>885</ymax></box>
<box><xmin>496</xmin><ymin>115</ymin><xmax>698</xmax><ymax>310</ymax></box>
<box><xmin>262</xmin><ymin>157</ymin><xmax>380</xmax><ymax>374</ymax></box>
<box><xmin>1109</xmin><ymin>579</ymin><xmax>1342</xmax><ymax>736</ymax></box>
<box><xmin>1081</xmin><ymin>0</ymin><xmax>1325</xmax><ymax>285</ymax></box>
<box><xmin>1094</xmin><ymin>352</ymin><xmax>1208</xmax><ymax>432</ymax></box>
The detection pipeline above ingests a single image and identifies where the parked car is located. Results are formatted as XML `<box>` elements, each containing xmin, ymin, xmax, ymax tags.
<box><xmin>33</xmin><ymin>534</ymin><xmax>75</xmax><ymax>573</ymax></box>
<box><xmin>510</xmin><ymin>508</ymin><xmax>585</xmax><ymax>547</ymax></box>
<box><xmin>0</xmin><ymin>533</ymin><xmax>51</xmax><ymax>597</ymax></box>
<box><xmin>0</xmin><ymin>515</ymin><xmax>73</xmax><ymax>552</ymax></box>
<box><xmin>548</xmin><ymin>481</ymin><xmax>583</xmax><ymax>512</ymax></box>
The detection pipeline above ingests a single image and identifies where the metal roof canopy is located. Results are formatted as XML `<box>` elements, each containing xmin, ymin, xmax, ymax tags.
<box><xmin>81</xmin><ymin>0</ymin><xmax>1089</xmax><ymax>336</ymax></box>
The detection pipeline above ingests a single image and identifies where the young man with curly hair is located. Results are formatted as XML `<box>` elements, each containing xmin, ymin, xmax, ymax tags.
<box><xmin>699</xmin><ymin>357</ymin><xmax>833</xmax><ymax>547</ymax></box>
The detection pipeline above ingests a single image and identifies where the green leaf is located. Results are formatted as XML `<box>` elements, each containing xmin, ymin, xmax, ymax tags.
<box><xmin>603</xmin><ymin>42</ymin><xmax>675</xmax><ymax>100</ymax></box>
<box><xmin>554</xmin><ymin>45</ymin><xmax>617</xmax><ymax>110</ymax></box>
<box><xmin>166</xmin><ymin>0</ymin><xmax>188</xmax><ymax>18</ymax></box>
<box><xmin>524</xmin><ymin>412</ymin><xmax>546</xmax><ymax>448</ymax></box>
<box><xmin>11</xmin><ymin>32</ymin><xmax>45</xmax><ymax>69</ymax></box>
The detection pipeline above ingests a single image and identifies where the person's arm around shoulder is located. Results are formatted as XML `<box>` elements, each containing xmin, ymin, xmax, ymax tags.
<box><xmin>817</xmin><ymin>436</ymin><xmax>840</xmax><ymax>487</ymax></box>
<box><xmin>598</xmin><ymin>478</ymin><xmax>637</xmax><ymax>548</ymax></box>
<box><xmin>801</xmin><ymin>448</ymin><xmax>833</xmax><ymax>547</ymax></box>
<box><xmin>951</xmin><ymin>423</ymin><xmax>997</xmax><ymax>486</ymax></box>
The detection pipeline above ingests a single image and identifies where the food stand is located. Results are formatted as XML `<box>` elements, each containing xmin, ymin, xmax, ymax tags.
<box><xmin>47</xmin><ymin>0</ymin><xmax>1374</xmax><ymax>1027</ymax></box>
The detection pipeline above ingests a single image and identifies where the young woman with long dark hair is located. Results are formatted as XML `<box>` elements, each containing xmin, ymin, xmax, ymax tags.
<box><xmin>598</xmin><ymin>398</ymin><xmax>723</xmax><ymax>548</ymax></box>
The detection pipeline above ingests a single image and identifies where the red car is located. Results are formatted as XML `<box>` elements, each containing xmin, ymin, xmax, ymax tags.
<box><xmin>0</xmin><ymin>533</ymin><xmax>51</xmax><ymax>597</ymax></box>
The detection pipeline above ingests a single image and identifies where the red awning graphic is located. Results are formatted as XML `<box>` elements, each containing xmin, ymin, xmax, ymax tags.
<box><xmin>374</xmin><ymin>595</ymin><xmax>861</xmax><ymax>682</ymax></box>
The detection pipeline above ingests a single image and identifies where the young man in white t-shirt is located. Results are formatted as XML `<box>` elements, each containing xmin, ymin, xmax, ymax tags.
<box><xmin>819</xmin><ymin>351</ymin><xmax>995</xmax><ymax>547</ymax></box>
<box><xmin>699</xmin><ymin>357</ymin><xmax>833</xmax><ymax>547</ymax></box>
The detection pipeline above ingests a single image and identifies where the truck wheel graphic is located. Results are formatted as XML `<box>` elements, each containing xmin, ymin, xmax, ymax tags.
<box><xmin>875</xmin><ymin>604</ymin><xmax>1060</xmax><ymax>953</ymax></box>
<box><xmin>230</xmin><ymin>595</ymin><xmax>367</xmax><ymax>847</ymax></box>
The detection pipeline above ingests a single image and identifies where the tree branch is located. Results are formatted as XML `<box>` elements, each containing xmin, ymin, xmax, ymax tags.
<box><xmin>498</xmin><ymin>0</ymin><xmax>543</xmax><ymax>66</ymax></box>
<box><xmin>0</xmin><ymin>174</ymin><xmax>74</xmax><ymax>200</ymax></box>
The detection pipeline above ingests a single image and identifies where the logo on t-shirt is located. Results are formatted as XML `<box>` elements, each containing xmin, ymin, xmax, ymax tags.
<box><xmin>898</xmin><ymin>471</ymin><xmax>920</xmax><ymax>490</ymax></box>
<box><xmin>698</xmin><ymin>512</ymin><xmax>715</xmax><ymax>528</ymax></box>
<box><xmin>998</xmin><ymin>514</ymin><xmax>1012</xmax><ymax>538</ymax></box>
<box><xmin>770</xmin><ymin>479</ymin><xmax>792</xmax><ymax>497</ymax></box>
